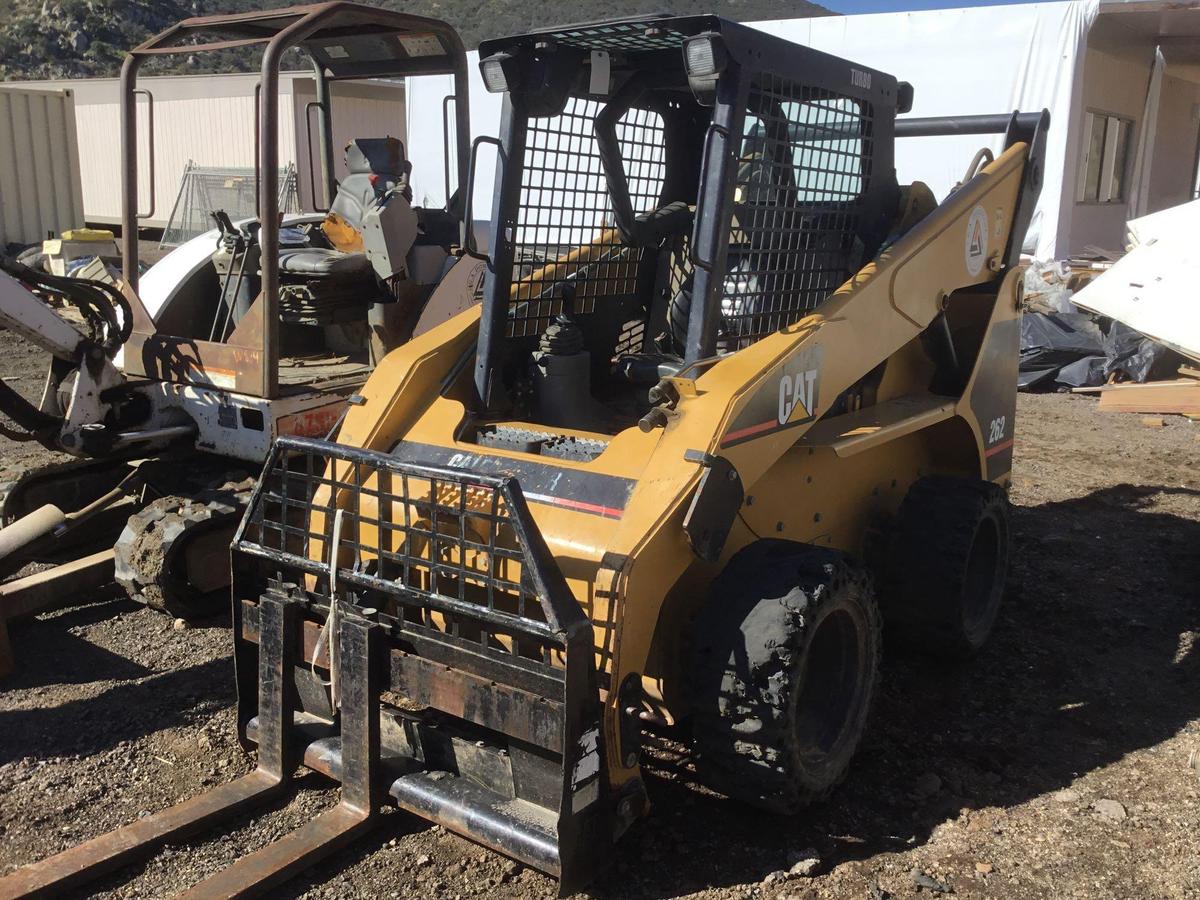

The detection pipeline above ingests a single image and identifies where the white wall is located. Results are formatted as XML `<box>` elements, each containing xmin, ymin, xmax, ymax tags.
<box><xmin>15</xmin><ymin>73</ymin><xmax>294</xmax><ymax>228</ymax></box>
<box><xmin>0</xmin><ymin>86</ymin><xmax>84</xmax><ymax>246</ymax></box>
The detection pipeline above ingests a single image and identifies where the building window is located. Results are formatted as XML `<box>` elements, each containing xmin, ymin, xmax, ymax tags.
<box><xmin>1077</xmin><ymin>111</ymin><xmax>1134</xmax><ymax>204</ymax></box>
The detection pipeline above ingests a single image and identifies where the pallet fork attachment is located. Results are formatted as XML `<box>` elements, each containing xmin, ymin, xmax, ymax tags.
<box><xmin>0</xmin><ymin>594</ymin><xmax>366</xmax><ymax>899</ymax></box>
<box><xmin>230</xmin><ymin>437</ymin><xmax>613</xmax><ymax>894</ymax></box>
<box><xmin>0</xmin><ymin>438</ymin><xmax>608</xmax><ymax>898</ymax></box>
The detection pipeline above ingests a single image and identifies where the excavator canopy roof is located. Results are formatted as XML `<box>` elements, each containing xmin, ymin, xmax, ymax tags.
<box><xmin>129</xmin><ymin>1</ymin><xmax>466</xmax><ymax>80</ymax></box>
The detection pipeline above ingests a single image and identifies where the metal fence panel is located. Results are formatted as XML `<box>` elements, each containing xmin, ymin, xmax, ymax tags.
<box><xmin>160</xmin><ymin>161</ymin><xmax>300</xmax><ymax>247</ymax></box>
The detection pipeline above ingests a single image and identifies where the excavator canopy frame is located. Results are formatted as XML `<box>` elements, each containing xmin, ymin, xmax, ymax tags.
<box><xmin>119</xmin><ymin>1</ymin><xmax>473</xmax><ymax>399</ymax></box>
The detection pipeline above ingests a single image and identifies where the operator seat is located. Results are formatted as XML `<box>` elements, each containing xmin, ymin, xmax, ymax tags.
<box><xmin>611</xmin><ymin>201</ymin><xmax>694</xmax><ymax>385</ymax></box>
<box><xmin>278</xmin><ymin>137</ymin><xmax>410</xmax><ymax>282</ymax></box>
<box><xmin>330</xmin><ymin>137</ymin><xmax>412</xmax><ymax>230</ymax></box>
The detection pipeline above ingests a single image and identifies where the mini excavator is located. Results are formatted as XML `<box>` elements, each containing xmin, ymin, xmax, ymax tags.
<box><xmin>0</xmin><ymin>3</ymin><xmax>482</xmax><ymax>630</ymax></box>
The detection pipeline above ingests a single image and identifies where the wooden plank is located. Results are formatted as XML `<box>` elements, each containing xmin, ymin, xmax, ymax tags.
<box><xmin>1087</xmin><ymin>379</ymin><xmax>1194</xmax><ymax>392</ymax></box>
<box><xmin>1070</xmin><ymin>378</ymin><xmax>1200</xmax><ymax>395</ymax></box>
<box><xmin>0</xmin><ymin>549</ymin><xmax>115</xmax><ymax>623</ymax></box>
<box><xmin>1097</xmin><ymin>381</ymin><xmax>1200</xmax><ymax>416</ymax></box>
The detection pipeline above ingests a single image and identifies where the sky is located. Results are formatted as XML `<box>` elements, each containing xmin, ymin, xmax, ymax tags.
<box><xmin>821</xmin><ymin>0</ymin><xmax>1059</xmax><ymax>12</ymax></box>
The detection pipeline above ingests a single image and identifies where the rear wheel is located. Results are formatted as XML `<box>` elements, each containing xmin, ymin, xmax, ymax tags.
<box><xmin>689</xmin><ymin>541</ymin><xmax>882</xmax><ymax>813</ymax></box>
<box><xmin>882</xmin><ymin>475</ymin><xmax>1010</xmax><ymax>658</ymax></box>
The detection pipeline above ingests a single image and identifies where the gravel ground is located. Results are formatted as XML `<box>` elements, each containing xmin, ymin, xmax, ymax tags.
<box><xmin>1</xmin><ymin>323</ymin><xmax>1199</xmax><ymax>899</ymax></box>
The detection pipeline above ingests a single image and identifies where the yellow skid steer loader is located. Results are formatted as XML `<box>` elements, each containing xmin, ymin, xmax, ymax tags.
<box><xmin>0</xmin><ymin>13</ymin><xmax>1046</xmax><ymax>898</ymax></box>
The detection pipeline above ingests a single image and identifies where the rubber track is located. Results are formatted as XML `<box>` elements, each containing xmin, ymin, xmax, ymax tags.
<box><xmin>114</xmin><ymin>476</ymin><xmax>253</xmax><ymax>620</ymax></box>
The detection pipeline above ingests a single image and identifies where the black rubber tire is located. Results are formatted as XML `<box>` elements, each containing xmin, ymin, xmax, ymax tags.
<box><xmin>114</xmin><ymin>489</ymin><xmax>247</xmax><ymax>620</ymax></box>
<box><xmin>882</xmin><ymin>475</ymin><xmax>1010</xmax><ymax>658</ymax></box>
<box><xmin>689</xmin><ymin>541</ymin><xmax>882</xmax><ymax>814</ymax></box>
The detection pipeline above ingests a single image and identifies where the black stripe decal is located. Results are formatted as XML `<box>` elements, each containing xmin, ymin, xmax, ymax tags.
<box><xmin>391</xmin><ymin>441</ymin><xmax>636</xmax><ymax>520</ymax></box>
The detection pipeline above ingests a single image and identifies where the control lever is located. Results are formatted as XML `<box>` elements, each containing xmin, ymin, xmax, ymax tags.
<box><xmin>208</xmin><ymin>210</ymin><xmax>259</xmax><ymax>341</ymax></box>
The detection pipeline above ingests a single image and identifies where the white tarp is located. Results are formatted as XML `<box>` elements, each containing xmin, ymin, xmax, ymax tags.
<box><xmin>406</xmin><ymin>1</ymin><xmax>1099</xmax><ymax>258</ymax></box>
<box><xmin>1072</xmin><ymin>199</ymin><xmax>1200</xmax><ymax>364</ymax></box>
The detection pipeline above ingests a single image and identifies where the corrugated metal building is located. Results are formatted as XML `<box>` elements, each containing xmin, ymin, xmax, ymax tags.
<box><xmin>4</xmin><ymin>72</ymin><xmax>406</xmax><ymax>230</ymax></box>
<box><xmin>0</xmin><ymin>85</ymin><xmax>85</xmax><ymax>247</ymax></box>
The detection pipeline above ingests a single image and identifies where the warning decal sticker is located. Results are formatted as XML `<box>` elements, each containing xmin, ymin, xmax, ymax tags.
<box><xmin>965</xmin><ymin>205</ymin><xmax>989</xmax><ymax>277</ymax></box>
<box><xmin>400</xmin><ymin>34</ymin><xmax>445</xmax><ymax>57</ymax></box>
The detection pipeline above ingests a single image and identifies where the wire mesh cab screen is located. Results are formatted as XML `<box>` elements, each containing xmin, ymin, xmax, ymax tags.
<box><xmin>509</xmin><ymin>96</ymin><xmax>666</xmax><ymax>338</ymax></box>
<box><xmin>722</xmin><ymin>75</ymin><xmax>874</xmax><ymax>348</ymax></box>
<box><xmin>548</xmin><ymin>21</ymin><xmax>690</xmax><ymax>53</ymax></box>
<box><xmin>477</xmin><ymin>15</ymin><xmax>898</xmax><ymax>369</ymax></box>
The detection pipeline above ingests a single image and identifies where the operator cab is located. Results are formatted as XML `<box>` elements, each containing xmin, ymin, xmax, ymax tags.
<box><xmin>206</xmin><ymin>133</ymin><xmax>448</xmax><ymax>376</ymax></box>
<box><xmin>464</xmin><ymin>16</ymin><xmax>902</xmax><ymax>454</ymax></box>
<box><xmin>119</xmin><ymin>3</ymin><xmax>473</xmax><ymax>405</ymax></box>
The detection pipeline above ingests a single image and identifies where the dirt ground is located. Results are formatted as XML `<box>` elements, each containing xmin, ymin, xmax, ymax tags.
<box><xmin>1</xmin><ymin>325</ymin><xmax>1198</xmax><ymax>900</ymax></box>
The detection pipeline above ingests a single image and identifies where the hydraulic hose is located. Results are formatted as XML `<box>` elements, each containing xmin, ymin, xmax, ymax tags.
<box><xmin>0</xmin><ymin>254</ymin><xmax>135</xmax><ymax>447</ymax></box>
<box><xmin>0</xmin><ymin>255</ymin><xmax>133</xmax><ymax>352</ymax></box>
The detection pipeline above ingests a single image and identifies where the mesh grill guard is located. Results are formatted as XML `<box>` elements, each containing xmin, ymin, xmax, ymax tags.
<box><xmin>543</xmin><ymin>21</ymin><xmax>689</xmax><ymax>53</ymax></box>
<box><xmin>235</xmin><ymin>437</ymin><xmax>586</xmax><ymax>686</ymax></box>
<box><xmin>509</xmin><ymin>97</ymin><xmax>666</xmax><ymax>338</ymax></box>
<box><xmin>721</xmin><ymin>76</ymin><xmax>875</xmax><ymax>348</ymax></box>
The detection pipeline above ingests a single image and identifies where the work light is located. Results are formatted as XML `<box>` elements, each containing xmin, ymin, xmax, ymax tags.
<box><xmin>684</xmin><ymin>34</ymin><xmax>728</xmax><ymax>78</ymax></box>
<box><xmin>480</xmin><ymin>52</ymin><xmax>520</xmax><ymax>93</ymax></box>
<box><xmin>684</xmin><ymin>33</ymin><xmax>728</xmax><ymax>105</ymax></box>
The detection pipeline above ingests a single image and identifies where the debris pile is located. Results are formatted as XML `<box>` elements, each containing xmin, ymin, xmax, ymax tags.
<box><xmin>1019</xmin><ymin>199</ymin><xmax>1199</xmax><ymax>420</ymax></box>
<box><xmin>12</xmin><ymin>228</ymin><xmax>122</xmax><ymax>287</ymax></box>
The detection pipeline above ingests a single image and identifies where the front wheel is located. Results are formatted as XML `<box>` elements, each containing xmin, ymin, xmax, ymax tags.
<box><xmin>689</xmin><ymin>541</ymin><xmax>882</xmax><ymax>813</ymax></box>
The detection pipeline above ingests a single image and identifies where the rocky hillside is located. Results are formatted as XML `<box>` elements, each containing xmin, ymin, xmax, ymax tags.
<box><xmin>0</xmin><ymin>0</ymin><xmax>832</xmax><ymax>80</ymax></box>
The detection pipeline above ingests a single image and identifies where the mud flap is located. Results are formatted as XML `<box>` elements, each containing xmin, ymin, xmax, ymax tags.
<box><xmin>232</xmin><ymin>436</ymin><xmax>612</xmax><ymax>893</ymax></box>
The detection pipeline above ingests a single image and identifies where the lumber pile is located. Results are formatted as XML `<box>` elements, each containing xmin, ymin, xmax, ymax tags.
<box><xmin>1091</xmin><ymin>375</ymin><xmax>1200</xmax><ymax>419</ymax></box>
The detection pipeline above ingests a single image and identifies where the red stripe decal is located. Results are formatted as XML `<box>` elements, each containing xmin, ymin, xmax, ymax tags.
<box><xmin>721</xmin><ymin>412</ymin><xmax>816</xmax><ymax>447</ymax></box>
<box><xmin>984</xmin><ymin>437</ymin><xmax>1015</xmax><ymax>458</ymax></box>
<box><xmin>721</xmin><ymin>418</ymin><xmax>779</xmax><ymax>444</ymax></box>
<box><xmin>523</xmin><ymin>491</ymin><xmax>624</xmax><ymax>519</ymax></box>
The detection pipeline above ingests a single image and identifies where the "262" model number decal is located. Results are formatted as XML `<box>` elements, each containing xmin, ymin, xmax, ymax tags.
<box><xmin>987</xmin><ymin>415</ymin><xmax>1007</xmax><ymax>445</ymax></box>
